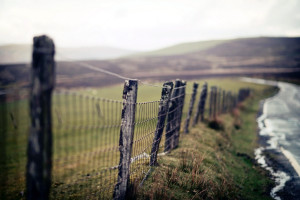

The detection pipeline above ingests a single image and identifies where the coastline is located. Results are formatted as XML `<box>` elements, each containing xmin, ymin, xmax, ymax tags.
<box><xmin>255</xmin><ymin>91</ymin><xmax>300</xmax><ymax>199</ymax></box>
<box><xmin>240</xmin><ymin>77</ymin><xmax>300</xmax><ymax>199</ymax></box>
<box><xmin>257</xmin><ymin>133</ymin><xmax>300</xmax><ymax>199</ymax></box>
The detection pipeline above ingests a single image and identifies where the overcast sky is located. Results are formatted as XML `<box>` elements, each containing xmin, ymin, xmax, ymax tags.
<box><xmin>0</xmin><ymin>0</ymin><xmax>299</xmax><ymax>50</ymax></box>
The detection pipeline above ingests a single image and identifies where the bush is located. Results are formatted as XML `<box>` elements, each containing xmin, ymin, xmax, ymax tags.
<box><xmin>208</xmin><ymin>117</ymin><xmax>224</xmax><ymax>130</ymax></box>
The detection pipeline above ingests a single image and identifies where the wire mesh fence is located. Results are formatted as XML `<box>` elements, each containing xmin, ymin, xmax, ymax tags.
<box><xmin>0</xmin><ymin>80</ymin><xmax>249</xmax><ymax>199</ymax></box>
<box><xmin>49</xmin><ymin>81</ymin><xmax>182</xmax><ymax>199</ymax></box>
<box><xmin>130</xmin><ymin>101</ymin><xmax>160</xmax><ymax>182</ymax></box>
<box><xmin>51</xmin><ymin>90</ymin><xmax>123</xmax><ymax>199</ymax></box>
<box><xmin>0</xmin><ymin>35</ymin><xmax>252</xmax><ymax>200</ymax></box>
<box><xmin>0</xmin><ymin>87</ymin><xmax>30</xmax><ymax>200</ymax></box>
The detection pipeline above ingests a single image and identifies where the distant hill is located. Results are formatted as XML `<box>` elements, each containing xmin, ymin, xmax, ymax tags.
<box><xmin>130</xmin><ymin>37</ymin><xmax>300</xmax><ymax>58</ymax></box>
<box><xmin>120</xmin><ymin>37</ymin><xmax>300</xmax><ymax>72</ymax></box>
<box><xmin>1</xmin><ymin>37</ymin><xmax>299</xmax><ymax>87</ymax></box>
<box><xmin>0</xmin><ymin>44</ymin><xmax>137</xmax><ymax>64</ymax></box>
<box><xmin>132</xmin><ymin>39</ymin><xmax>227</xmax><ymax>57</ymax></box>
<box><xmin>199</xmin><ymin>37</ymin><xmax>300</xmax><ymax>57</ymax></box>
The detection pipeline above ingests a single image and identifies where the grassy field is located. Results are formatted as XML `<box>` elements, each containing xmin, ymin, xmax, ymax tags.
<box><xmin>135</xmin><ymin>83</ymin><xmax>278</xmax><ymax>200</ymax></box>
<box><xmin>0</xmin><ymin>78</ymin><xmax>275</xmax><ymax>199</ymax></box>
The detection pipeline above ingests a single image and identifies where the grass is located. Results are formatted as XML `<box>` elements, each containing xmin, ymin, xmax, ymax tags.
<box><xmin>132</xmin><ymin>40</ymin><xmax>227</xmax><ymax>57</ymax></box>
<box><xmin>0</xmin><ymin>78</ymin><xmax>276</xmax><ymax>199</ymax></box>
<box><xmin>136</xmin><ymin>84</ymin><xmax>278</xmax><ymax>200</ymax></box>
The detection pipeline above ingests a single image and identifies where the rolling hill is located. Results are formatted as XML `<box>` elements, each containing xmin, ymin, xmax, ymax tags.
<box><xmin>0</xmin><ymin>44</ymin><xmax>137</xmax><ymax>64</ymax></box>
<box><xmin>1</xmin><ymin>37</ymin><xmax>299</xmax><ymax>87</ymax></box>
<box><xmin>132</xmin><ymin>39</ymin><xmax>227</xmax><ymax>57</ymax></box>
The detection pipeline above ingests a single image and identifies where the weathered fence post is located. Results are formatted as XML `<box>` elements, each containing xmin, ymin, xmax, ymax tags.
<box><xmin>192</xmin><ymin>82</ymin><xmax>208</xmax><ymax>125</ymax></box>
<box><xmin>227</xmin><ymin>91</ymin><xmax>232</xmax><ymax>112</ymax></box>
<box><xmin>238</xmin><ymin>89</ymin><xmax>242</xmax><ymax>103</ymax></box>
<box><xmin>218</xmin><ymin>88</ymin><xmax>222</xmax><ymax>115</ymax></box>
<box><xmin>233</xmin><ymin>93</ymin><xmax>238</xmax><ymax>108</ymax></box>
<box><xmin>150</xmin><ymin>82</ymin><xmax>173</xmax><ymax>166</ymax></box>
<box><xmin>0</xmin><ymin>93</ymin><xmax>7</xmax><ymax>199</ymax></box>
<box><xmin>199</xmin><ymin>83</ymin><xmax>208</xmax><ymax>122</ymax></box>
<box><xmin>26</xmin><ymin>35</ymin><xmax>55</xmax><ymax>200</ymax></box>
<box><xmin>213</xmin><ymin>87</ymin><xmax>217</xmax><ymax>120</ymax></box>
<box><xmin>209</xmin><ymin>86</ymin><xmax>217</xmax><ymax>120</ymax></box>
<box><xmin>174</xmin><ymin>80</ymin><xmax>186</xmax><ymax>148</ymax></box>
<box><xmin>226</xmin><ymin>91</ymin><xmax>230</xmax><ymax>113</ymax></box>
<box><xmin>222</xmin><ymin>90</ymin><xmax>226</xmax><ymax>113</ymax></box>
<box><xmin>113</xmin><ymin>79</ymin><xmax>138</xmax><ymax>200</ymax></box>
<box><xmin>184</xmin><ymin>82</ymin><xmax>198</xmax><ymax>134</ymax></box>
<box><xmin>192</xmin><ymin>85</ymin><xmax>201</xmax><ymax>126</ymax></box>
<box><xmin>238</xmin><ymin>88</ymin><xmax>250</xmax><ymax>103</ymax></box>
<box><xmin>209</xmin><ymin>86</ymin><xmax>213</xmax><ymax>120</ymax></box>
<box><xmin>216</xmin><ymin>87</ymin><xmax>219</xmax><ymax>115</ymax></box>
<box><xmin>165</xmin><ymin>80</ymin><xmax>181</xmax><ymax>152</ymax></box>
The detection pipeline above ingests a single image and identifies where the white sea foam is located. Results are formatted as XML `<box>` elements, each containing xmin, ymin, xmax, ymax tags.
<box><xmin>281</xmin><ymin>147</ymin><xmax>300</xmax><ymax>177</ymax></box>
<box><xmin>241</xmin><ymin>77</ymin><xmax>300</xmax><ymax>200</ymax></box>
<box><xmin>255</xmin><ymin>113</ymin><xmax>291</xmax><ymax>200</ymax></box>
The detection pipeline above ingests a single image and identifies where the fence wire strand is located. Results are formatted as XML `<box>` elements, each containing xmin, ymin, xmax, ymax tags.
<box><xmin>49</xmin><ymin>83</ymin><xmax>187</xmax><ymax>199</ymax></box>
<box><xmin>51</xmin><ymin>90</ymin><xmax>123</xmax><ymax>199</ymax></box>
<box><xmin>56</xmin><ymin>53</ymin><xmax>171</xmax><ymax>90</ymax></box>
<box><xmin>0</xmin><ymin>78</ymin><xmax>250</xmax><ymax>199</ymax></box>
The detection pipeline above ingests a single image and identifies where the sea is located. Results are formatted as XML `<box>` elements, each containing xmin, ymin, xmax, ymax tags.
<box><xmin>241</xmin><ymin>77</ymin><xmax>300</xmax><ymax>200</ymax></box>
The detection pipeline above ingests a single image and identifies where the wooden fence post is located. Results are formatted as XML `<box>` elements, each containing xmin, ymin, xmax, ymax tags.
<box><xmin>213</xmin><ymin>87</ymin><xmax>217</xmax><ymax>120</ymax></box>
<box><xmin>238</xmin><ymin>88</ymin><xmax>250</xmax><ymax>103</ymax></box>
<box><xmin>234</xmin><ymin>93</ymin><xmax>238</xmax><ymax>108</ymax></box>
<box><xmin>184</xmin><ymin>82</ymin><xmax>198</xmax><ymax>134</ymax></box>
<box><xmin>150</xmin><ymin>82</ymin><xmax>173</xmax><ymax>166</ymax></box>
<box><xmin>215</xmin><ymin>87</ymin><xmax>219</xmax><ymax>115</ymax></box>
<box><xmin>192</xmin><ymin>82</ymin><xmax>208</xmax><ymax>125</ymax></box>
<box><xmin>0</xmin><ymin>93</ymin><xmax>7</xmax><ymax>199</ymax></box>
<box><xmin>218</xmin><ymin>88</ymin><xmax>222</xmax><ymax>115</ymax></box>
<box><xmin>233</xmin><ymin>93</ymin><xmax>236</xmax><ymax>109</ymax></box>
<box><xmin>238</xmin><ymin>89</ymin><xmax>242</xmax><ymax>103</ymax></box>
<box><xmin>174</xmin><ymin>80</ymin><xmax>186</xmax><ymax>147</ymax></box>
<box><xmin>229</xmin><ymin>92</ymin><xmax>232</xmax><ymax>112</ymax></box>
<box><xmin>113</xmin><ymin>80</ymin><xmax>138</xmax><ymax>200</ymax></box>
<box><xmin>209</xmin><ymin>86</ymin><xmax>217</xmax><ymax>120</ymax></box>
<box><xmin>209</xmin><ymin>86</ymin><xmax>213</xmax><ymax>120</ymax></box>
<box><xmin>192</xmin><ymin>85</ymin><xmax>201</xmax><ymax>126</ymax></box>
<box><xmin>26</xmin><ymin>35</ymin><xmax>55</xmax><ymax>200</ymax></box>
<box><xmin>199</xmin><ymin>83</ymin><xmax>208</xmax><ymax>122</ymax></box>
<box><xmin>165</xmin><ymin>80</ymin><xmax>181</xmax><ymax>152</ymax></box>
<box><xmin>222</xmin><ymin>90</ymin><xmax>226</xmax><ymax>113</ymax></box>
<box><xmin>227</xmin><ymin>91</ymin><xmax>231</xmax><ymax>112</ymax></box>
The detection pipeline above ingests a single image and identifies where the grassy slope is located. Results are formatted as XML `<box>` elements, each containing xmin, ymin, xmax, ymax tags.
<box><xmin>132</xmin><ymin>40</ymin><xmax>227</xmax><ymax>57</ymax></box>
<box><xmin>136</xmin><ymin>84</ymin><xmax>278</xmax><ymax>200</ymax></box>
<box><xmin>128</xmin><ymin>37</ymin><xmax>300</xmax><ymax>58</ymax></box>
<box><xmin>0</xmin><ymin>78</ymin><xmax>277</xmax><ymax>199</ymax></box>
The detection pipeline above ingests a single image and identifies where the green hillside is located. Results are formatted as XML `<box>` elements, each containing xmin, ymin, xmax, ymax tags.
<box><xmin>133</xmin><ymin>37</ymin><xmax>300</xmax><ymax>58</ymax></box>
<box><xmin>134</xmin><ymin>39</ymin><xmax>227</xmax><ymax>57</ymax></box>
<box><xmin>200</xmin><ymin>37</ymin><xmax>300</xmax><ymax>57</ymax></box>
